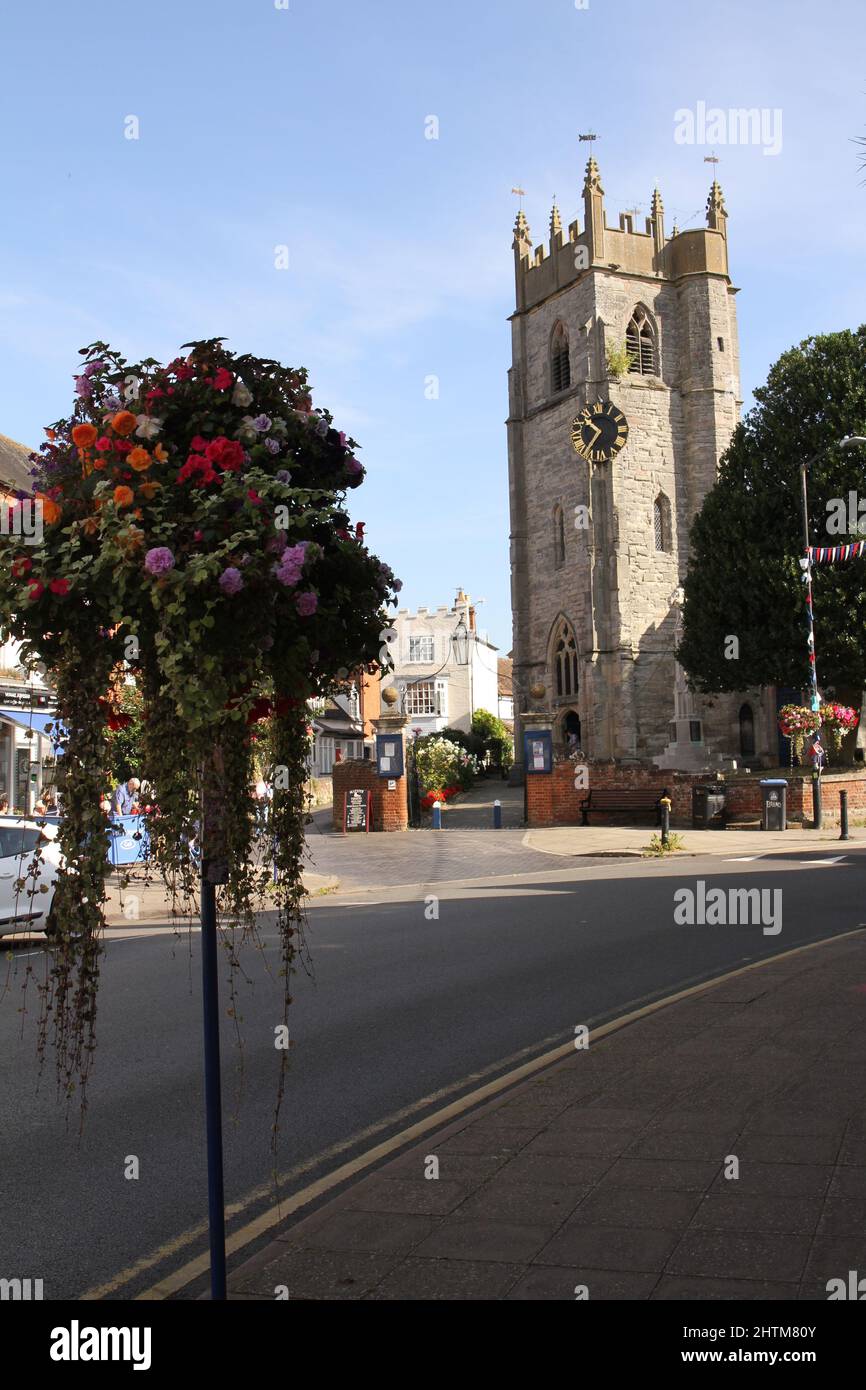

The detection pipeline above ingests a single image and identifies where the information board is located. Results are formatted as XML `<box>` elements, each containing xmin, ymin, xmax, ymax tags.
<box><xmin>343</xmin><ymin>788</ymin><xmax>372</xmax><ymax>833</ymax></box>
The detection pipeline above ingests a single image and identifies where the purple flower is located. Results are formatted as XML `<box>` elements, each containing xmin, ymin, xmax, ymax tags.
<box><xmin>296</xmin><ymin>590</ymin><xmax>318</xmax><ymax>617</ymax></box>
<box><xmin>275</xmin><ymin>541</ymin><xmax>307</xmax><ymax>587</ymax></box>
<box><xmin>144</xmin><ymin>546</ymin><xmax>175</xmax><ymax>576</ymax></box>
<box><xmin>276</xmin><ymin>469</ymin><xmax>292</xmax><ymax>483</ymax></box>
<box><xmin>264</xmin><ymin>437</ymin><xmax>280</xmax><ymax>454</ymax></box>
<box><xmin>252</xmin><ymin>414</ymin><xmax>272</xmax><ymax>433</ymax></box>
<box><xmin>345</xmin><ymin>456</ymin><xmax>363</xmax><ymax>474</ymax></box>
<box><xmin>219</xmin><ymin>566</ymin><xmax>244</xmax><ymax>595</ymax></box>
<box><xmin>103</xmin><ymin>392</ymin><xmax>122</xmax><ymax>411</ymax></box>
<box><xmin>74</xmin><ymin>376</ymin><xmax>93</xmax><ymax>398</ymax></box>
<box><xmin>83</xmin><ymin>359</ymin><xmax>104</xmax><ymax>377</ymax></box>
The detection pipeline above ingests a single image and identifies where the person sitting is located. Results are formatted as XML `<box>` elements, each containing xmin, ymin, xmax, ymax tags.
<box><xmin>111</xmin><ymin>777</ymin><xmax>141</xmax><ymax>818</ymax></box>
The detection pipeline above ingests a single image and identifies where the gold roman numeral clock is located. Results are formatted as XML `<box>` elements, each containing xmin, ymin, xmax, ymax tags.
<box><xmin>571</xmin><ymin>401</ymin><xmax>629</xmax><ymax>463</ymax></box>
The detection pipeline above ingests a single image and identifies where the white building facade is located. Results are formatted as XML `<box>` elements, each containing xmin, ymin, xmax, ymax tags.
<box><xmin>391</xmin><ymin>590</ymin><xmax>499</xmax><ymax>736</ymax></box>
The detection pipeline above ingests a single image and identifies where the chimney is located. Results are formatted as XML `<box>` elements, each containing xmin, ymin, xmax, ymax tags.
<box><xmin>468</xmin><ymin>605</ymin><xmax>476</xmax><ymax>632</ymax></box>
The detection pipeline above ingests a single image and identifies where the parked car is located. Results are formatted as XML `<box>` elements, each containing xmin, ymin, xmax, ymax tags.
<box><xmin>0</xmin><ymin>817</ymin><xmax>62</xmax><ymax>938</ymax></box>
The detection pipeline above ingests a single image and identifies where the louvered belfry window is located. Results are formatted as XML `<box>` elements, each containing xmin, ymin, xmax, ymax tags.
<box><xmin>626</xmin><ymin>309</ymin><xmax>656</xmax><ymax>375</ymax></box>
<box><xmin>551</xmin><ymin>323</ymin><xmax>571</xmax><ymax>393</ymax></box>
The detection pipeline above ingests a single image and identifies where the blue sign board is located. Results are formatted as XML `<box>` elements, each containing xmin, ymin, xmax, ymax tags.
<box><xmin>375</xmin><ymin>732</ymin><xmax>404</xmax><ymax>779</ymax></box>
<box><xmin>107</xmin><ymin>814</ymin><xmax>149</xmax><ymax>867</ymax></box>
<box><xmin>524</xmin><ymin>729</ymin><xmax>553</xmax><ymax>774</ymax></box>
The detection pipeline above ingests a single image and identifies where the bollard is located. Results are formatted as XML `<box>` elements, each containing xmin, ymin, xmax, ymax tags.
<box><xmin>660</xmin><ymin>797</ymin><xmax>671</xmax><ymax>848</ymax></box>
<box><xmin>493</xmin><ymin>799</ymin><xmax>502</xmax><ymax>829</ymax></box>
<box><xmin>812</xmin><ymin>770</ymin><xmax>823</xmax><ymax>830</ymax></box>
<box><xmin>840</xmin><ymin>789</ymin><xmax>850</xmax><ymax>841</ymax></box>
<box><xmin>432</xmin><ymin>800</ymin><xmax>442</xmax><ymax>830</ymax></box>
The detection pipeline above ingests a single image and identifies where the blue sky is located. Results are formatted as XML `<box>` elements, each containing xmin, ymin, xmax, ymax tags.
<box><xmin>1</xmin><ymin>0</ymin><xmax>864</xmax><ymax>652</ymax></box>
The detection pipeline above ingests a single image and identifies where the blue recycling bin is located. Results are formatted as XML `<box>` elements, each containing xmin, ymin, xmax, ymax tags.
<box><xmin>107</xmin><ymin>814</ymin><xmax>150</xmax><ymax>867</ymax></box>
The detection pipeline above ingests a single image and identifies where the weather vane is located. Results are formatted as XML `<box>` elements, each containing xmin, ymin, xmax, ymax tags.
<box><xmin>511</xmin><ymin>185</ymin><xmax>526</xmax><ymax>211</ymax></box>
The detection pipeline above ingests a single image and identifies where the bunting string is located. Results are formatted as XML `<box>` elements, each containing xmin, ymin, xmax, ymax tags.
<box><xmin>807</xmin><ymin>540</ymin><xmax>866</xmax><ymax>564</ymax></box>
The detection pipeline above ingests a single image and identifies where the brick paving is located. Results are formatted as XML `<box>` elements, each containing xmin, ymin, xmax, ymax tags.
<box><xmin>226</xmin><ymin>931</ymin><xmax>866</xmax><ymax>1300</ymax></box>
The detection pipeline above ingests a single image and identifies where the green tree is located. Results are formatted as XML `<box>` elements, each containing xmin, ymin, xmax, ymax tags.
<box><xmin>678</xmin><ymin>327</ymin><xmax>866</xmax><ymax>694</ymax></box>
<box><xmin>471</xmin><ymin>708</ymin><xmax>514</xmax><ymax>770</ymax></box>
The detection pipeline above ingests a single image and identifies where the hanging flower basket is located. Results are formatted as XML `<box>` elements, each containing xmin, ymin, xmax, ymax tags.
<box><xmin>818</xmin><ymin>703</ymin><xmax>859</xmax><ymax>761</ymax></box>
<box><xmin>777</xmin><ymin>704</ymin><xmax>821</xmax><ymax>766</ymax></box>
<box><xmin>0</xmin><ymin>339</ymin><xmax>400</xmax><ymax>1100</ymax></box>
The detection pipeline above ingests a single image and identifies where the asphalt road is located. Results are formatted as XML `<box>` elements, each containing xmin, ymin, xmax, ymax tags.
<box><xmin>0</xmin><ymin>847</ymin><xmax>863</xmax><ymax>1300</ymax></box>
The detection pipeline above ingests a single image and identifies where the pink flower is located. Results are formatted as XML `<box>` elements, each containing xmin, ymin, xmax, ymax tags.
<box><xmin>296</xmin><ymin>591</ymin><xmax>318</xmax><ymax>616</ymax></box>
<box><xmin>219</xmin><ymin>566</ymin><xmax>244</xmax><ymax>595</ymax></box>
<box><xmin>345</xmin><ymin>456</ymin><xmax>362</xmax><ymax>474</ymax></box>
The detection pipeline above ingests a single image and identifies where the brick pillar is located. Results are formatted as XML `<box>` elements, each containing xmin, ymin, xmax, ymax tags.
<box><xmin>523</xmin><ymin>712</ymin><xmax>555</xmax><ymax>828</ymax></box>
<box><xmin>369</xmin><ymin>711</ymin><xmax>410</xmax><ymax>831</ymax></box>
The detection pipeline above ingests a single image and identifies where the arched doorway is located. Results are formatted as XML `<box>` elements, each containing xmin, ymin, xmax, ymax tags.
<box><xmin>562</xmin><ymin>709</ymin><xmax>582</xmax><ymax>749</ymax></box>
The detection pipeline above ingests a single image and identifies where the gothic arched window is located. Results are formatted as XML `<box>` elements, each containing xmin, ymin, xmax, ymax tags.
<box><xmin>739</xmin><ymin>703</ymin><xmax>756</xmax><ymax>758</ymax></box>
<box><xmin>553</xmin><ymin>619</ymin><xmax>579</xmax><ymax>698</ymax></box>
<box><xmin>553</xmin><ymin>505</ymin><xmax>565</xmax><ymax>569</ymax></box>
<box><xmin>550</xmin><ymin>322</ymin><xmax>571</xmax><ymax>393</ymax></box>
<box><xmin>626</xmin><ymin>307</ymin><xmax>656</xmax><ymax>376</ymax></box>
<box><xmin>653</xmin><ymin>492</ymin><xmax>672</xmax><ymax>553</ymax></box>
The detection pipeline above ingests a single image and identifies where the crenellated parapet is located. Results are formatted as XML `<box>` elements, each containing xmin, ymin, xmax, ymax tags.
<box><xmin>512</xmin><ymin>156</ymin><xmax>730</xmax><ymax>314</ymax></box>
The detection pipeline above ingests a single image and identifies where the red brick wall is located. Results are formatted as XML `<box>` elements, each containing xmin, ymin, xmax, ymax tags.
<box><xmin>331</xmin><ymin>758</ymin><xmax>408</xmax><ymax>832</ymax></box>
<box><xmin>526</xmin><ymin>760</ymin><xmax>866</xmax><ymax>829</ymax></box>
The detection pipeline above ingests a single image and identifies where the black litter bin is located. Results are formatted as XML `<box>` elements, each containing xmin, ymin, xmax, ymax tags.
<box><xmin>759</xmin><ymin>779</ymin><xmax>787</xmax><ymax>831</ymax></box>
<box><xmin>692</xmin><ymin>784</ymin><xmax>727</xmax><ymax>829</ymax></box>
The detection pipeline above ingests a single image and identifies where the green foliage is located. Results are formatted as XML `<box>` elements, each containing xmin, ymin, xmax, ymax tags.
<box><xmin>471</xmin><ymin>708</ymin><xmax>514</xmax><ymax>770</ymax></box>
<box><xmin>413</xmin><ymin>734</ymin><xmax>478</xmax><ymax>792</ymax></box>
<box><xmin>605</xmin><ymin>341</ymin><xmax>636</xmax><ymax>380</ymax></box>
<box><xmin>104</xmin><ymin>681</ymin><xmax>145</xmax><ymax>784</ymax></box>
<box><xmin>678</xmin><ymin>327</ymin><xmax>866</xmax><ymax>694</ymax></box>
<box><xmin>643</xmin><ymin>831</ymin><xmax>685</xmax><ymax>856</ymax></box>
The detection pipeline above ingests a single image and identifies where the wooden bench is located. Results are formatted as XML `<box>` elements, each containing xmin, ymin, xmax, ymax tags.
<box><xmin>580</xmin><ymin>788</ymin><xmax>664</xmax><ymax>826</ymax></box>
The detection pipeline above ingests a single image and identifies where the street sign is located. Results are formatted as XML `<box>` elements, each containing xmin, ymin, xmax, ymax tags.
<box><xmin>344</xmin><ymin>788</ymin><xmax>371</xmax><ymax>833</ymax></box>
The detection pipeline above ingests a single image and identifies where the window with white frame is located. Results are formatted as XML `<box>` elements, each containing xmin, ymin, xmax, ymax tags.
<box><xmin>404</xmin><ymin>680</ymin><xmax>438</xmax><ymax>715</ymax></box>
<box><xmin>408</xmin><ymin>635</ymin><xmax>435</xmax><ymax>663</ymax></box>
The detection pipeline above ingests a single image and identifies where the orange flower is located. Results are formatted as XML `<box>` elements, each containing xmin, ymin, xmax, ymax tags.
<box><xmin>111</xmin><ymin>411</ymin><xmax>137</xmax><ymax>437</ymax></box>
<box><xmin>44</xmin><ymin>428</ymin><xmax>56</xmax><ymax>441</ymax></box>
<box><xmin>72</xmin><ymin>423</ymin><xmax>98</xmax><ymax>448</ymax></box>
<box><xmin>138</xmin><ymin>480</ymin><xmax>162</xmax><ymax>500</ymax></box>
<box><xmin>38</xmin><ymin>495</ymin><xmax>61</xmax><ymax>525</ymax></box>
<box><xmin>92</xmin><ymin>457</ymin><xmax>107</xmax><ymax>470</ymax></box>
<box><xmin>113</xmin><ymin>485</ymin><xmax>134</xmax><ymax>507</ymax></box>
<box><xmin>153</xmin><ymin>443</ymin><xmax>169</xmax><ymax>463</ymax></box>
<box><xmin>127</xmin><ymin>447</ymin><xmax>151</xmax><ymax>471</ymax></box>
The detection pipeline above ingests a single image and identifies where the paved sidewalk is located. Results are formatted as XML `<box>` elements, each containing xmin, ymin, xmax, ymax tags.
<box><xmin>226</xmin><ymin>930</ymin><xmax>866</xmax><ymax>1300</ymax></box>
<box><xmin>103</xmin><ymin>867</ymin><xmax>339</xmax><ymax>927</ymax></box>
<box><xmin>525</xmin><ymin>823</ymin><xmax>866</xmax><ymax>859</ymax></box>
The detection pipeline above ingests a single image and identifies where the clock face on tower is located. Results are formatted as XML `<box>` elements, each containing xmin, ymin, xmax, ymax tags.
<box><xmin>570</xmin><ymin>401</ymin><xmax>629</xmax><ymax>463</ymax></box>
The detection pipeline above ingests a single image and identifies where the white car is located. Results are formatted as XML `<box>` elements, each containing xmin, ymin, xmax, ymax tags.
<box><xmin>0</xmin><ymin>817</ymin><xmax>62</xmax><ymax>938</ymax></box>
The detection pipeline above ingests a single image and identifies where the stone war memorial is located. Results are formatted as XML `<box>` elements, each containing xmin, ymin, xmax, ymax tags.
<box><xmin>505</xmin><ymin>153</ymin><xmax>862</xmax><ymax>825</ymax></box>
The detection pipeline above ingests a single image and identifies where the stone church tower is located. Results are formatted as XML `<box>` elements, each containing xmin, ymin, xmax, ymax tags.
<box><xmin>507</xmin><ymin>156</ymin><xmax>771</xmax><ymax>773</ymax></box>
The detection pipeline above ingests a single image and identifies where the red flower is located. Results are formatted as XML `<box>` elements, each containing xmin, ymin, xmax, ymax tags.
<box><xmin>27</xmin><ymin>580</ymin><xmax>44</xmax><ymax>600</ymax></box>
<box><xmin>246</xmin><ymin>698</ymin><xmax>272</xmax><ymax>725</ymax></box>
<box><xmin>177</xmin><ymin>455</ymin><xmax>219</xmax><ymax>486</ymax></box>
<box><xmin>115</xmin><ymin>439</ymin><xmax>132</xmax><ymax>454</ymax></box>
<box><xmin>204</xmin><ymin>436</ymin><xmax>245</xmax><ymax>472</ymax></box>
<box><xmin>49</xmin><ymin>578</ymin><xmax>70</xmax><ymax>596</ymax></box>
<box><xmin>212</xmin><ymin>367</ymin><xmax>233</xmax><ymax>391</ymax></box>
<box><xmin>145</xmin><ymin>388</ymin><xmax>165</xmax><ymax>400</ymax></box>
<box><xmin>190</xmin><ymin>435</ymin><xmax>208</xmax><ymax>452</ymax></box>
<box><xmin>107</xmin><ymin>712</ymin><xmax>133</xmax><ymax>731</ymax></box>
<box><xmin>247</xmin><ymin>488</ymin><xmax>263</xmax><ymax>505</ymax></box>
<box><xmin>95</xmin><ymin>436</ymin><xmax>111</xmax><ymax>451</ymax></box>
<box><xmin>355</xmin><ymin>522</ymin><xmax>366</xmax><ymax>540</ymax></box>
<box><xmin>12</xmin><ymin>556</ymin><xmax>32</xmax><ymax>578</ymax></box>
